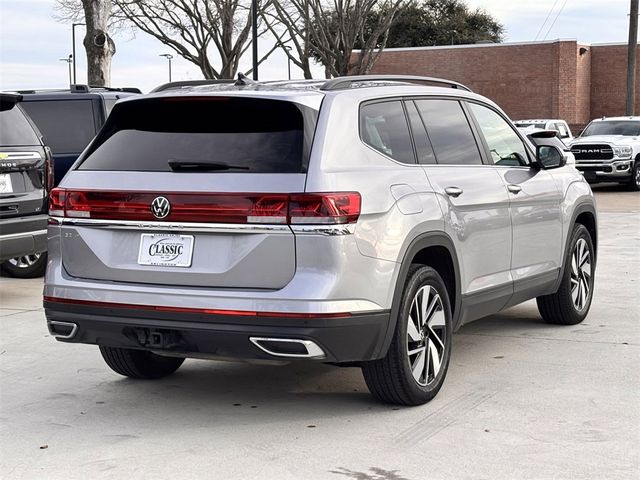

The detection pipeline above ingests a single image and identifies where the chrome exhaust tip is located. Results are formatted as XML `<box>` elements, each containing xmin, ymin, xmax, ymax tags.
<box><xmin>48</xmin><ymin>321</ymin><xmax>78</xmax><ymax>339</ymax></box>
<box><xmin>249</xmin><ymin>337</ymin><xmax>325</xmax><ymax>359</ymax></box>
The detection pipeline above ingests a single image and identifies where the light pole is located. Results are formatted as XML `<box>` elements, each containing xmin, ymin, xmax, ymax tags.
<box><xmin>60</xmin><ymin>55</ymin><xmax>72</xmax><ymax>85</ymax></box>
<box><xmin>252</xmin><ymin>0</ymin><xmax>258</xmax><ymax>80</ymax></box>
<box><xmin>72</xmin><ymin>23</ymin><xmax>85</xmax><ymax>84</ymax></box>
<box><xmin>284</xmin><ymin>46</ymin><xmax>292</xmax><ymax>80</ymax></box>
<box><xmin>159</xmin><ymin>54</ymin><xmax>173</xmax><ymax>82</ymax></box>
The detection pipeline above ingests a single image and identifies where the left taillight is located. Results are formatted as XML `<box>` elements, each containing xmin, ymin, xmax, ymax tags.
<box><xmin>48</xmin><ymin>187</ymin><xmax>66</xmax><ymax>217</ymax></box>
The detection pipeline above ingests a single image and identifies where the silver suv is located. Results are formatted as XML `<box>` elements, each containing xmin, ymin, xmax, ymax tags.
<box><xmin>44</xmin><ymin>76</ymin><xmax>598</xmax><ymax>405</ymax></box>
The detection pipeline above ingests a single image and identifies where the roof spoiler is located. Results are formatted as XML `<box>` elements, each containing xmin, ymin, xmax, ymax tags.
<box><xmin>0</xmin><ymin>93</ymin><xmax>23</xmax><ymax>111</ymax></box>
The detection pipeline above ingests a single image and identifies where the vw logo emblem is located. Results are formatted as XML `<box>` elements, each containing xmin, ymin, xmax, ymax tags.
<box><xmin>150</xmin><ymin>196</ymin><xmax>171</xmax><ymax>219</ymax></box>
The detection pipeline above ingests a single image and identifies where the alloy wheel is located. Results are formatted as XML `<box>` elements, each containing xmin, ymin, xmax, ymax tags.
<box><xmin>8</xmin><ymin>253</ymin><xmax>42</xmax><ymax>269</ymax></box>
<box><xmin>570</xmin><ymin>238</ymin><xmax>591</xmax><ymax>311</ymax></box>
<box><xmin>406</xmin><ymin>285</ymin><xmax>447</xmax><ymax>386</ymax></box>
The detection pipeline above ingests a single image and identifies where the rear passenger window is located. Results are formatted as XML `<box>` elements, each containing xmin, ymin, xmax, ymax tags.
<box><xmin>415</xmin><ymin>99</ymin><xmax>482</xmax><ymax>165</ymax></box>
<box><xmin>360</xmin><ymin>101</ymin><xmax>415</xmax><ymax>164</ymax></box>
<box><xmin>21</xmin><ymin>100</ymin><xmax>96</xmax><ymax>154</ymax></box>
<box><xmin>405</xmin><ymin>101</ymin><xmax>436</xmax><ymax>165</ymax></box>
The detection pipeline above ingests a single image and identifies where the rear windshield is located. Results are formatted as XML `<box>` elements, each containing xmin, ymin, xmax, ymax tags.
<box><xmin>581</xmin><ymin>121</ymin><xmax>640</xmax><ymax>137</ymax></box>
<box><xmin>0</xmin><ymin>104</ymin><xmax>40</xmax><ymax>146</ymax></box>
<box><xmin>79</xmin><ymin>97</ymin><xmax>316</xmax><ymax>173</ymax></box>
<box><xmin>21</xmin><ymin>99</ymin><xmax>97</xmax><ymax>153</ymax></box>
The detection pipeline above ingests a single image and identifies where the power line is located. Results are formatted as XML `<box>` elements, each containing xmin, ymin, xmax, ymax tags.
<box><xmin>543</xmin><ymin>0</ymin><xmax>570</xmax><ymax>40</ymax></box>
<box><xmin>535</xmin><ymin>0</ymin><xmax>561</xmax><ymax>41</ymax></box>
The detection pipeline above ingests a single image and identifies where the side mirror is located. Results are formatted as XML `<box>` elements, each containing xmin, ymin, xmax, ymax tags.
<box><xmin>535</xmin><ymin>145</ymin><xmax>566</xmax><ymax>169</ymax></box>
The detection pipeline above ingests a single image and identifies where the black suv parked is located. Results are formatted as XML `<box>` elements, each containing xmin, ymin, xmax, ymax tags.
<box><xmin>17</xmin><ymin>85</ymin><xmax>140</xmax><ymax>186</ymax></box>
<box><xmin>0</xmin><ymin>94</ymin><xmax>52</xmax><ymax>278</ymax></box>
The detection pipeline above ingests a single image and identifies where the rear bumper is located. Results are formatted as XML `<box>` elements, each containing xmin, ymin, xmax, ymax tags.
<box><xmin>0</xmin><ymin>214</ymin><xmax>48</xmax><ymax>261</ymax></box>
<box><xmin>44</xmin><ymin>300</ymin><xmax>391</xmax><ymax>363</ymax></box>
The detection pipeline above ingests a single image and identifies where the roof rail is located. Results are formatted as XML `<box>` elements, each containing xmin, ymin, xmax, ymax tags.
<box><xmin>151</xmin><ymin>79</ymin><xmax>234</xmax><ymax>93</ymax></box>
<box><xmin>320</xmin><ymin>75</ymin><xmax>472</xmax><ymax>92</ymax></box>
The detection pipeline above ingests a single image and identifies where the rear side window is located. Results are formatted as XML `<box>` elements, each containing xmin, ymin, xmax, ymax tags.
<box><xmin>0</xmin><ymin>105</ymin><xmax>40</xmax><ymax>146</ymax></box>
<box><xmin>21</xmin><ymin>99</ymin><xmax>96</xmax><ymax>153</ymax></box>
<box><xmin>360</xmin><ymin>101</ymin><xmax>415</xmax><ymax>164</ymax></box>
<box><xmin>80</xmin><ymin>97</ymin><xmax>312</xmax><ymax>173</ymax></box>
<box><xmin>415</xmin><ymin>99</ymin><xmax>482</xmax><ymax>165</ymax></box>
<box><xmin>405</xmin><ymin>101</ymin><xmax>436</xmax><ymax>165</ymax></box>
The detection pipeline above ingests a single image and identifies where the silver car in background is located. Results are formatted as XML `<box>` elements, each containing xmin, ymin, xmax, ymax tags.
<box><xmin>44</xmin><ymin>76</ymin><xmax>597</xmax><ymax>405</ymax></box>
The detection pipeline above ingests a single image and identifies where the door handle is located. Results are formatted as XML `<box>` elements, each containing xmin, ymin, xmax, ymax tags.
<box><xmin>444</xmin><ymin>186</ymin><xmax>463</xmax><ymax>198</ymax></box>
<box><xmin>507</xmin><ymin>184</ymin><xmax>522</xmax><ymax>194</ymax></box>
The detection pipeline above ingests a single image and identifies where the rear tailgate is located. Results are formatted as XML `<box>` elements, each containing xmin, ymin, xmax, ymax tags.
<box><xmin>0</xmin><ymin>100</ymin><xmax>46</xmax><ymax>219</ymax></box>
<box><xmin>55</xmin><ymin>94</ymin><xmax>319</xmax><ymax>290</ymax></box>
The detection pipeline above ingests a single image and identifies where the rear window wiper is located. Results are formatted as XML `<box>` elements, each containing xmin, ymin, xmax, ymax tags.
<box><xmin>168</xmin><ymin>160</ymin><xmax>250</xmax><ymax>171</ymax></box>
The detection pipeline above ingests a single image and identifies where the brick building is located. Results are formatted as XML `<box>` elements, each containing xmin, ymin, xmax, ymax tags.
<box><xmin>364</xmin><ymin>39</ymin><xmax>639</xmax><ymax>132</ymax></box>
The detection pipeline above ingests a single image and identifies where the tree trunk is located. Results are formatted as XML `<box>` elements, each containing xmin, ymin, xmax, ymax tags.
<box><xmin>82</xmin><ymin>0</ymin><xmax>115</xmax><ymax>86</ymax></box>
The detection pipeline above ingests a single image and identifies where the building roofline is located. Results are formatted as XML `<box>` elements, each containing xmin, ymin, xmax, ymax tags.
<box><xmin>354</xmin><ymin>38</ymin><xmax>580</xmax><ymax>53</ymax></box>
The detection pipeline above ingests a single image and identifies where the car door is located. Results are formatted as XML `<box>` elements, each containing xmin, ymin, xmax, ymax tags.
<box><xmin>465</xmin><ymin>101</ymin><xmax>563</xmax><ymax>304</ymax></box>
<box><xmin>408</xmin><ymin>98</ymin><xmax>513</xmax><ymax>323</ymax></box>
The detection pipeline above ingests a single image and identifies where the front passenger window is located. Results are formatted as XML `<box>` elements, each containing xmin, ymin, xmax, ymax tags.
<box><xmin>468</xmin><ymin>103</ymin><xmax>530</xmax><ymax>167</ymax></box>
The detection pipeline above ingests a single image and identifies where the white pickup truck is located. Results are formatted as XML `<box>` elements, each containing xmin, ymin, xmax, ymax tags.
<box><xmin>570</xmin><ymin>116</ymin><xmax>640</xmax><ymax>191</ymax></box>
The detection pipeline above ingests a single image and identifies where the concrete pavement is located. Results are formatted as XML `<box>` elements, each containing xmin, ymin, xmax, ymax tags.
<box><xmin>1</xmin><ymin>186</ymin><xmax>638</xmax><ymax>480</ymax></box>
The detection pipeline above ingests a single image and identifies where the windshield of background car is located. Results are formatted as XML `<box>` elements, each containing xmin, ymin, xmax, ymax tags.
<box><xmin>581</xmin><ymin>121</ymin><xmax>640</xmax><ymax>137</ymax></box>
<box><xmin>79</xmin><ymin>97</ymin><xmax>316</xmax><ymax>173</ymax></box>
<box><xmin>0</xmin><ymin>104</ymin><xmax>40</xmax><ymax>146</ymax></box>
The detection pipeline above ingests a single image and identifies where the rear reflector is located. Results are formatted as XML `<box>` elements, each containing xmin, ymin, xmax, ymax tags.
<box><xmin>48</xmin><ymin>189</ymin><xmax>360</xmax><ymax>225</ymax></box>
<box><xmin>43</xmin><ymin>296</ymin><xmax>352</xmax><ymax>318</ymax></box>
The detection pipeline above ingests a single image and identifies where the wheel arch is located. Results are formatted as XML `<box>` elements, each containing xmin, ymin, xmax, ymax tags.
<box><xmin>552</xmin><ymin>202</ymin><xmax>598</xmax><ymax>293</ymax></box>
<box><xmin>377</xmin><ymin>232</ymin><xmax>462</xmax><ymax>358</ymax></box>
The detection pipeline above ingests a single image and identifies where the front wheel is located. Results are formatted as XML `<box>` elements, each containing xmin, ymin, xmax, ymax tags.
<box><xmin>1</xmin><ymin>252</ymin><xmax>47</xmax><ymax>278</ymax></box>
<box><xmin>537</xmin><ymin>224</ymin><xmax>595</xmax><ymax>325</ymax></box>
<box><xmin>628</xmin><ymin>160</ymin><xmax>640</xmax><ymax>191</ymax></box>
<box><xmin>100</xmin><ymin>346</ymin><xmax>184</xmax><ymax>379</ymax></box>
<box><xmin>361</xmin><ymin>265</ymin><xmax>452</xmax><ymax>406</ymax></box>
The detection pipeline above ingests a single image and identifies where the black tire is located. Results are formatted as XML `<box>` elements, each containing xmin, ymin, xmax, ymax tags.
<box><xmin>361</xmin><ymin>265</ymin><xmax>453</xmax><ymax>406</ymax></box>
<box><xmin>537</xmin><ymin>224</ymin><xmax>595</xmax><ymax>325</ymax></box>
<box><xmin>99</xmin><ymin>346</ymin><xmax>184</xmax><ymax>379</ymax></box>
<box><xmin>627</xmin><ymin>159</ymin><xmax>640</xmax><ymax>192</ymax></box>
<box><xmin>1</xmin><ymin>252</ymin><xmax>47</xmax><ymax>278</ymax></box>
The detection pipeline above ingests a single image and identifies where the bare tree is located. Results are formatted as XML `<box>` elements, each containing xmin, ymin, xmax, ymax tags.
<box><xmin>54</xmin><ymin>0</ymin><xmax>116</xmax><ymax>86</ymax></box>
<box><xmin>112</xmin><ymin>0</ymin><xmax>277</xmax><ymax>79</ymax></box>
<box><xmin>268</xmin><ymin>0</ymin><xmax>405</xmax><ymax>78</ymax></box>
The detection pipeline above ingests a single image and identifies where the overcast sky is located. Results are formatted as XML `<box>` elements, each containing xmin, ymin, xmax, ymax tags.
<box><xmin>0</xmin><ymin>0</ymin><xmax>635</xmax><ymax>92</ymax></box>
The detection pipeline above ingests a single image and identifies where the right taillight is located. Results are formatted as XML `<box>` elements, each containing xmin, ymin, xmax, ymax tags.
<box><xmin>47</xmin><ymin>190</ymin><xmax>361</xmax><ymax>225</ymax></box>
<box><xmin>288</xmin><ymin>192</ymin><xmax>361</xmax><ymax>224</ymax></box>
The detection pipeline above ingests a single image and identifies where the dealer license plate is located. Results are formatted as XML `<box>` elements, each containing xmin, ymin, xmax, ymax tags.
<box><xmin>137</xmin><ymin>233</ymin><xmax>194</xmax><ymax>267</ymax></box>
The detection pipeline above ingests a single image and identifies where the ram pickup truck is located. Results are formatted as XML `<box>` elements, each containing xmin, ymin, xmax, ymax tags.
<box><xmin>570</xmin><ymin>116</ymin><xmax>640</xmax><ymax>191</ymax></box>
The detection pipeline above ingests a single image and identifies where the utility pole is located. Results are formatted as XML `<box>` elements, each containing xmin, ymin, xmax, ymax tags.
<box><xmin>252</xmin><ymin>0</ymin><xmax>259</xmax><ymax>80</ymax></box>
<box><xmin>627</xmin><ymin>0</ymin><xmax>639</xmax><ymax>115</ymax></box>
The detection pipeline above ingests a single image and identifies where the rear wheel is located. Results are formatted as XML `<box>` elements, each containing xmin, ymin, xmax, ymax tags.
<box><xmin>1</xmin><ymin>252</ymin><xmax>47</xmax><ymax>278</ymax></box>
<box><xmin>99</xmin><ymin>346</ymin><xmax>184</xmax><ymax>379</ymax></box>
<box><xmin>361</xmin><ymin>265</ymin><xmax>452</xmax><ymax>406</ymax></box>
<box><xmin>537</xmin><ymin>224</ymin><xmax>595</xmax><ymax>325</ymax></box>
